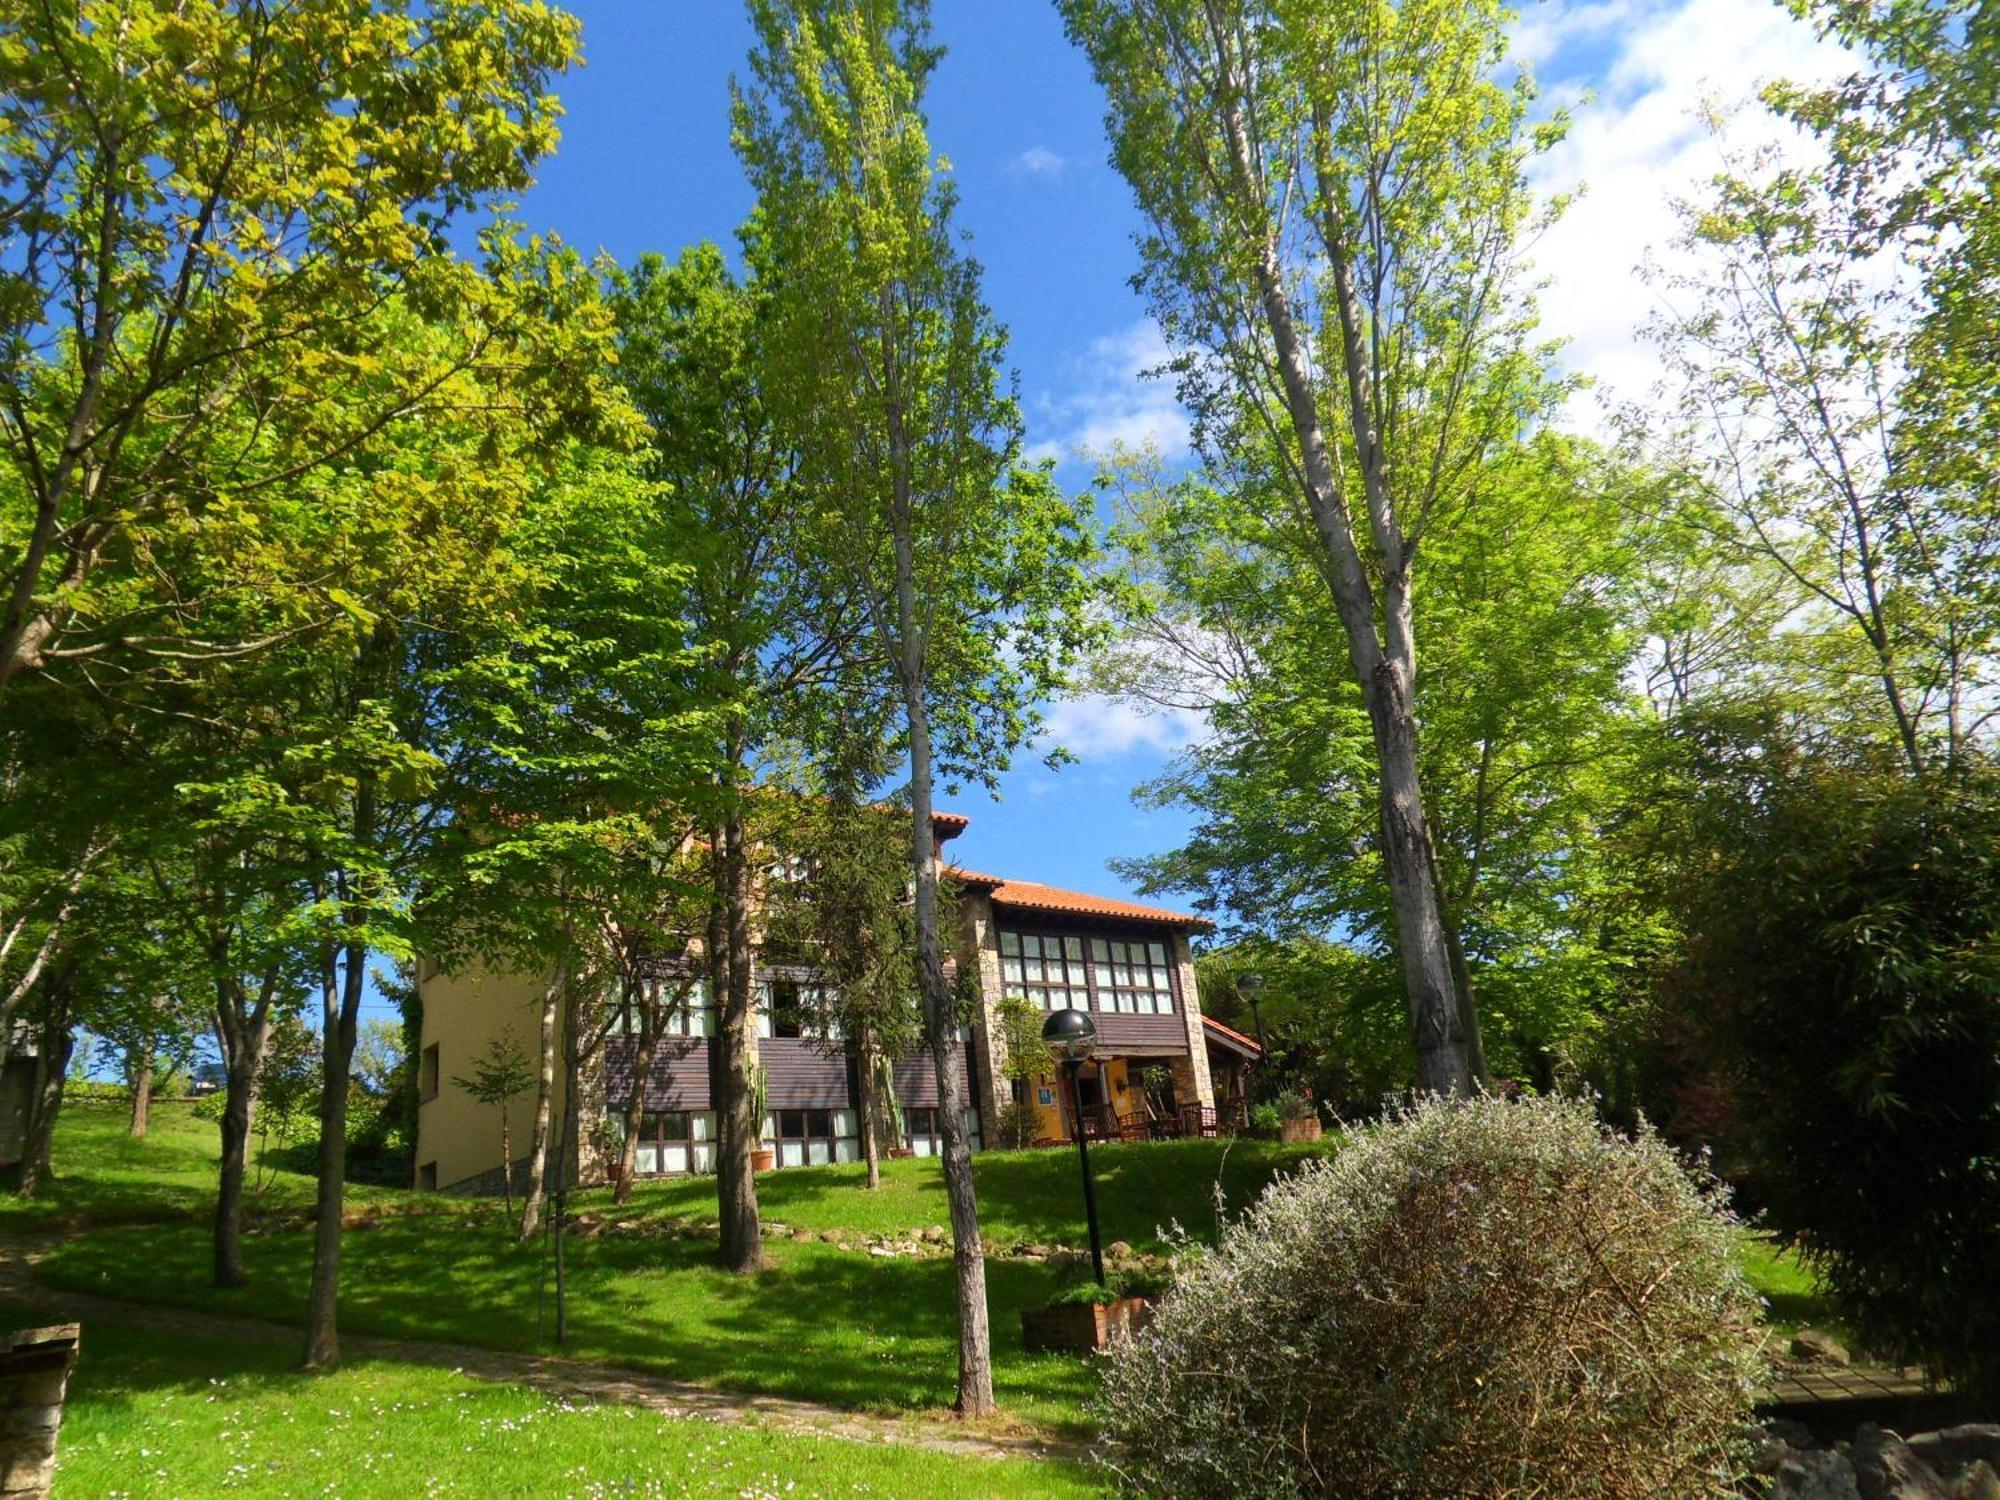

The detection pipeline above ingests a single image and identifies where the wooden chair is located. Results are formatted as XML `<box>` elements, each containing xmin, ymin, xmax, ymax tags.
<box><xmin>1116</xmin><ymin>1111</ymin><xmax>1151</xmax><ymax>1142</ymax></box>
<box><xmin>1180</xmin><ymin>1103</ymin><xmax>1220</xmax><ymax>1139</ymax></box>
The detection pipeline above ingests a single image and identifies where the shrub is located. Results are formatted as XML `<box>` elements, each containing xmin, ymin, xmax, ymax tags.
<box><xmin>1246</xmin><ymin>1102</ymin><xmax>1281</xmax><ymax>1139</ymax></box>
<box><xmin>1096</xmin><ymin>1095</ymin><xmax>1763</xmax><ymax>1499</ymax></box>
<box><xmin>1658</xmin><ymin>754</ymin><xmax>2000</xmax><ymax>1400</ymax></box>
<box><xmin>994</xmin><ymin>1099</ymin><xmax>1041</xmax><ymax>1151</ymax></box>
<box><xmin>1049</xmin><ymin>1268</ymin><xmax>1169</xmax><ymax>1307</ymax></box>
<box><xmin>1269</xmin><ymin>1087</ymin><xmax>1315</xmax><ymax>1123</ymax></box>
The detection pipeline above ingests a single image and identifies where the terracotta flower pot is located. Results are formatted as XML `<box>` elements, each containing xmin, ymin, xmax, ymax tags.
<box><xmin>1279</xmin><ymin>1115</ymin><xmax>1323</xmax><ymax>1144</ymax></box>
<box><xmin>751</xmin><ymin>1149</ymin><xmax>777</xmax><ymax>1173</ymax></box>
<box><xmin>1020</xmin><ymin>1297</ymin><xmax>1154</xmax><ymax>1355</ymax></box>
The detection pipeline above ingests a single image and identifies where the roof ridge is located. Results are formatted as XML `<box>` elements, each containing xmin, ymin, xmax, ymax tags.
<box><xmin>944</xmin><ymin>866</ymin><xmax>1211</xmax><ymax>930</ymax></box>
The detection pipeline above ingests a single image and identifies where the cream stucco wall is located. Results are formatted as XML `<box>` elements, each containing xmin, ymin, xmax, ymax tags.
<box><xmin>413</xmin><ymin>959</ymin><xmax>553</xmax><ymax>1193</ymax></box>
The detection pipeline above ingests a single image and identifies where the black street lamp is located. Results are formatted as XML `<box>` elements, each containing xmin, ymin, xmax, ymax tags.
<box><xmin>1042</xmin><ymin>1006</ymin><xmax>1105</xmax><ymax>1286</ymax></box>
<box><xmin>1239</xmin><ymin>971</ymin><xmax>1268</xmax><ymax>1055</ymax></box>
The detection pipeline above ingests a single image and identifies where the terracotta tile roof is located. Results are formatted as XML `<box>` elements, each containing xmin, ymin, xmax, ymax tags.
<box><xmin>1202</xmin><ymin>1014</ymin><xmax>1264</xmax><ymax>1058</ymax></box>
<box><xmin>947</xmin><ymin>869</ymin><xmax>1212</xmax><ymax>930</ymax></box>
<box><xmin>930</xmin><ymin>810</ymin><xmax>970</xmax><ymax>843</ymax></box>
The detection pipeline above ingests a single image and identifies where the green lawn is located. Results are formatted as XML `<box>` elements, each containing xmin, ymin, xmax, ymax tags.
<box><xmin>611</xmin><ymin>1131</ymin><xmax>1332</xmax><ymax>1253</ymax></box>
<box><xmin>0</xmin><ymin>1094</ymin><xmax>402</xmax><ymax>1236</ymax></box>
<box><xmin>1738</xmin><ymin>1230</ymin><xmax>1850</xmax><ymax>1346</ymax></box>
<box><xmin>53</xmin><ymin>1319</ymin><xmax>1101</xmax><ymax>1499</ymax></box>
<box><xmin>19</xmin><ymin>1095</ymin><xmax>1839</xmax><ymax>1460</ymax></box>
<box><xmin>27</xmin><ymin>1100</ymin><xmax>1333</xmax><ymax>1435</ymax></box>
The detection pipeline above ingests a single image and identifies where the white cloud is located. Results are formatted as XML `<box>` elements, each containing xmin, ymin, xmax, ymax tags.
<box><xmin>1011</xmin><ymin>145</ymin><xmax>1067</xmax><ymax>179</ymax></box>
<box><xmin>1517</xmin><ymin>0</ymin><xmax>1854</xmax><ymax>426</ymax></box>
<box><xmin>1027</xmin><ymin>319</ymin><xmax>1193</xmax><ymax>465</ymax></box>
<box><xmin>1041</xmin><ymin>693</ymin><xmax>1204</xmax><ymax>760</ymax></box>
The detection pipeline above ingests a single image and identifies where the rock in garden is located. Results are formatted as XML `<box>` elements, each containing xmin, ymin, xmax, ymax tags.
<box><xmin>1774</xmin><ymin>1448</ymin><xmax>1863</xmax><ymax>1500</ymax></box>
<box><xmin>1792</xmin><ymin>1329</ymin><xmax>1852</xmax><ymax>1367</ymax></box>
<box><xmin>1106</xmin><ymin>1240</ymin><xmax>1135</xmax><ymax>1261</ymax></box>
<box><xmin>1910</xmin><ymin>1429</ymin><xmax>2000</xmax><ymax>1479</ymax></box>
<box><xmin>1852</xmin><ymin>1424</ymin><xmax>1952</xmax><ymax>1500</ymax></box>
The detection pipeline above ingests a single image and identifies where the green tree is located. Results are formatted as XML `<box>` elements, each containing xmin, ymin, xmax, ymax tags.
<box><xmin>451</xmin><ymin>1034</ymin><xmax>535</xmax><ymax>1223</ymax></box>
<box><xmin>1103</xmin><ymin>437</ymin><xmax>1661</xmax><ymax>1093</ymax></box>
<box><xmin>1653</xmin><ymin>732</ymin><xmax>2000</xmax><ymax>1401</ymax></box>
<box><xmin>737</xmin><ymin>0</ymin><xmax>1098</xmax><ymax>1414</ymax></box>
<box><xmin>990</xmin><ymin>995</ymin><xmax>1052</xmax><ymax>1150</ymax></box>
<box><xmin>604</xmin><ymin>244</ymin><xmax>855</xmax><ymax>1275</ymax></box>
<box><xmin>1644</xmin><ymin>2</ymin><xmax>1998</xmax><ymax>775</ymax></box>
<box><xmin>351</xmin><ymin>1020</ymin><xmax>404</xmax><ymax>1099</ymax></box>
<box><xmin>763</xmin><ymin>749</ymin><xmax>925</xmax><ymax>1191</ymax></box>
<box><xmin>1061</xmin><ymin>0</ymin><xmax>1569</xmax><ymax>1095</ymax></box>
<box><xmin>0</xmin><ymin>0</ymin><xmax>584</xmax><ymax>697</ymax></box>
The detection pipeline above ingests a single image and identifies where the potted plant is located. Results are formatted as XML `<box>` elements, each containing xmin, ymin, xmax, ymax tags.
<box><xmin>1273</xmin><ymin>1088</ymin><xmax>1322</xmax><ymax>1144</ymax></box>
<box><xmin>749</xmin><ymin>1065</ymin><xmax>776</xmax><ymax>1173</ymax></box>
<box><xmin>1021</xmin><ymin>1270</ymin><xmax>1168</xmax><ymax>1355</ymax></box>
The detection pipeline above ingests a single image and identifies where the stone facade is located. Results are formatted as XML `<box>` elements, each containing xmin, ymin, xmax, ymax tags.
<box><xmin>1172</xmin><ymin>932</ymin><xmax>1215</xmax><ymax>1110</ymax></box>
<box><xmin>959</xmin><ymin>891</ymin><xmax>1010</xmax><ymax>1129</ymax></box>
<box><xmin>0</xmin><ymin>1324</ymin><xmax>79</xmax><ymax>1500</ymax></box>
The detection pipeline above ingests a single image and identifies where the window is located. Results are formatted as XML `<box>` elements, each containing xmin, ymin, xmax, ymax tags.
<box><xmin>606</xmin><ymin>977</ymin><xmax>715</xmax><ymax>1038</ymax></box>
<box><xmin>629</xmin><ymin>1111</ymin><xmax>717</xmax><ymax>1176</ymax></box>
<box><xmin>417</xmin><ymin>1161</ymin><xmax>437</xmax><ymax>1191</ymax></box>
<box><xmin>904</xmin><ymin>1107</ymin><xmax>983</xmax><ymax>1157</ymax></box>
<box><xmin>419</xmin><ymin>1043</ymin><xmax>439</xmax><ymax>1102</ymax></box>
<box><xmin>1089</xmin><ymin>936</ymin><xmax>1178</xmax><ymax>1014</ymax></box>
<box><xmin>672</xmin><ymin>980</ymin><xmax>718</xmax><ymax>1038</ymax></box>
<box><xmin>755</xmin><ymin>978</ymin><xmax>839</xmax><ymax>1040</ymax></box>
<box><xmin>998</xmin><ymin>930</ymin><xmax>1091</xmax><ymax>1011</ymax></box>
<box><xmin>763</xmin><ymin>1108</ymin><xmax>860</xmax><ymax>1167</ymax></box>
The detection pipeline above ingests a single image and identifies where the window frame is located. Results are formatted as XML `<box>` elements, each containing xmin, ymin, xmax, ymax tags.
<box><xmin>997</xmin><ymin>924</ymin><xmax>1182</xmax><ymax>1015</ymax></box>
<box><xmin>625</xmin><ymin>1109</ymin><xmax>717</xmax><ymax>1176</ymax></box>
<box><xmin>763</xmin><ymin>1106</ymin><xmax>860</xmax><ymax>1167</ymax></box>
<box><xmin>997</xmin><ymin>928</ymin><xmax>1092</xmax><ymax>1012</ymax></box>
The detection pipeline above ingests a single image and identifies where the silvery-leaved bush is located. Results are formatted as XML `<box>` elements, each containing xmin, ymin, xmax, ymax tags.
<box><xmin>1095</xmin><ymin>1094</ymin><xmax>1765</xmax><ymax>1498</ymax></box>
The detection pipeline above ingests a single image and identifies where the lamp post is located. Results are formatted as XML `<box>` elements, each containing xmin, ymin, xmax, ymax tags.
<box><xmin>1239</xmin><ymin>972</ymin><xmax>1268</xmax><ymax>1054</ymax></box>
<box><xmin>1042</xmin><ymin>1007</ymin><xmax>1105</xmax><ymax>1286</ymax></box>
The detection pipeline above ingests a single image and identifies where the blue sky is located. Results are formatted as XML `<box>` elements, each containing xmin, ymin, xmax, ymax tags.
<box><xmin>513</xmin><ymin>1</ymin><xmax>1201</xmax><ymax>903</ymax></box>
<box><xmin>329</xmin><ymin>0</ymin><xmax>1852</xmax><ymax>1037</ymax></box>
<box><xmin>489</xmin><ymin>0</ymin><xmax>1847</xmax><ymax>912</ymax></box>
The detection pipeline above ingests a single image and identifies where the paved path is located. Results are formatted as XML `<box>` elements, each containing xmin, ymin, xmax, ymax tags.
<box><xmin>0</xmin><ymin>1233</ymin><xmax>1088</xmax><ymax>1466</ymax></box>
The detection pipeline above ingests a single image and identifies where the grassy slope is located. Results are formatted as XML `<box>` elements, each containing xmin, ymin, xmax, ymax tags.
<box><xmin>20</xmin><ymin>1098</ymin><xmax>1838</xmax><ymax>1442</ymax></box>
<box><xmin>55</xmin><ymin>1320</ymin><xmax>1100</xmax><ymax>1499</ymax></box>
<box><xmin>0</xmin><ymin>1095</ymin><xmax>399</xmax><ymax>1235</ymax></box>
<box><xmin>27</xmin><ymin>1101</ymin><xmax>1334</xmax><ymax>1433</ymax></box>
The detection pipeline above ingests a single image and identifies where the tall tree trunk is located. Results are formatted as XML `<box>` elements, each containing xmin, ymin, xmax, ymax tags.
<box><xmin>499</xmin><ymin>1104</ymin><xmax>515</xmax><ymax>1222</ymax></box>
<box><xmin>892</xmin><ymin>529</ymin><xmax>995</xmax><ymax>1418</ymax></box>
<box><xmin>213</xmin><ymin>968</ymin><xmax>277</xmax><ymax>1289</ymax></box>
<box><xmin>858</xmin><ymin>1024</ymin><xmax>882</xmax><ymax>1193</ymax></box>
<box><xmin>613</xmin><ymin>1009</ymin><xmax>662</xmax><ymax>1208</ymax></box>
<box><xmin>517</xmin><ymin>966</ymin><xmax>564</xmax><ymax>1242</ymax></box>
<box><xmin>16</xmin><ymin>983</ymin><xmax>74</xmax><ymax>1197</ymax></box>
<box><xmin>553</xmin><ymin>983</ymin><xmax>585</xmax><ymax>1346</ymax></box>
<box><xmin>712</xmin><ymin>806</ymin><xmax>764</xmax><ymax>1273</ymax></box>
<box><xmin>127</xmin><ymin>1042</ymin><xmax>153</xmax><ymax>1138</ymax></box>
<box><xmin>1202</xmin><ymin>42</ymin><xmax>1472</xmax><ymax>1097</ymax></box>
<box><xmin>1440</xmin><ymin>912</ymin><xmax>1488</xmax><ymax>1088</ymax></box>
<box><xmin>303</xmin><ymin>916</ymin><xmax>370</xmax><ymax>1370</ymax></box>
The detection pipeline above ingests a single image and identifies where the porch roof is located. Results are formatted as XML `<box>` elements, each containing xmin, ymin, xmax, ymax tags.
<box><xmin>1202</xmin><ymin>1015</ymin><xmax>1264</xmax><ymax>1060</ymax></box>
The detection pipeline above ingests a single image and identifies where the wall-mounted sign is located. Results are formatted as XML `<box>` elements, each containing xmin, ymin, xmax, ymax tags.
<box><xmin>1037</xmin><ymin>1087</ymin><xmax>1054</xmax><ymax>1107</ymax></box>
